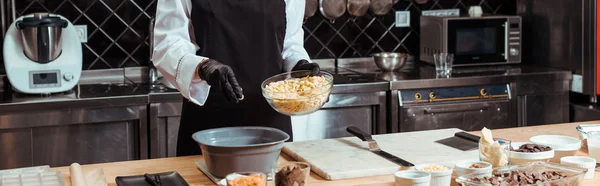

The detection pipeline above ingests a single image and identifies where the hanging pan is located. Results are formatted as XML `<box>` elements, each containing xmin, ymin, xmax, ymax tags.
<box><xmin>320</xmin><ymin>0</ymin><xmax>347</xmax><ymax>22</ymax></box>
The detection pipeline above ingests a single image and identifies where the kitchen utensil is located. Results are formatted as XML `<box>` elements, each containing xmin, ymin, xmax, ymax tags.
<box><xmin>435</xmin><ymin>132</ymin><xmax>481</xmax><ymax>151</ymax></box>
<box><xmin>456</xmin><ymin>162</ymin><xmax>586</xmax><ymax>186</ymax></box>
<box><xmin>394</xmin><ymin>170</ymin><xmax>430</xmax><ymax>186</ymax></box>
<box><xmin>4</xmin><ymin>13</ymin><xmax>82</xmax><ymax>94</ymax></box>
<box><xmin>305</xmin><ymin>0</ymin><xmax>318</xmax><ymax>19</ymax></box>
<box><xmin>369</xmin><ymin>0</ymin><xmax>393</xmax><ymax>15</ymax></box>
<box><xmin>530</xmin><ymin>135</ymin><xmax>582</xmax><ymax>162</ymax></box>
<box><xmin>454</xmin><ymin>161</ymin><xmax>492</xmax><ymax>178</ymax></box>
<box><xmin>433</xmin><ymin>53</ymin><xmax>454</xmax><ymax>75</ymax></box>
<box><xmin>192</xmin><ymin>126</ymin><xmax>290</xmax><ymax>178</ymax></box>
<box><xmin>16</xmin><ymin>13</ymin><xmax>67</xmax><ymax>63</ymax></box>
<box><xmin>560</xmin><ymin>156</ymin><xmax>596</xmax><ymax>179</ymax></box>
<box><xmin>347</xmin><ymin>0</ymin><xmax>370</xmax><ymax>17</ymax></box>
<box><xmin>144</xmin><ymin>174</ymin><xmax>161</xmax><ymax>186</ymax></box>
<box><xmin>320</xmin><ymin>0</ymin><xmax>346</xmax><ymax>21</ymax></box>
<box><xmin>508</xmin><ymin>142</ymin><xmax>555</xmax><ymax>165</ymax></box>
<box><xmin>372</xmin><ymin>52</ymin><xmax>408</xmax><ymax>72</ymax></box>
<box><xmin>115</xmin><ymin>172</ymin><xmax>188</xmax><ymax>186</ymax></box>
<box><xmin>262</xmin><ymin>70</ymin><xmax>333</xmax><ymax>116</ymax></box>
<box><xmin>346</xmin><ymin>126</ymin><xmax>414</xmax><ymax>167</ymax></box>
<box><xmin>0</xmin><ymin>171</ymin><xmax>65</xmax><ymax>186</ymax></box>
<box><xmin>414</xmin><ymin>164</ymin><xmax>453</xmax><ymax>186</ymax></box>
<box><xmin>282</xmin><ymin>128</ymin><xmax>480</xmax><ymax>180</ymax></box>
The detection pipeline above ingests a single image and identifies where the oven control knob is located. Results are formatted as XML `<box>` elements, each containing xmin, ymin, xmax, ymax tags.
<box><xmin>510</xmin><ymin>48</ymin><xmax>519</xmax><ymax>56</ymax></box>
<box><xmin>63</xmin><ymin>73</ymin><xmax>74</xmax><ymax>82</ymax></box>
<box><xmin>415</xmin><ymin>93</ymin><xmax>422</xmax><ymax>101</ymax></box>
<box><xmin>429</xmin><ymin>92</ymin><xmax>436</xmax><ymax>99</ymax></box>
<box><xmin>480</xmin><ymin>88</ymin><xmax>488</xmax><ymax>96</ymax></box>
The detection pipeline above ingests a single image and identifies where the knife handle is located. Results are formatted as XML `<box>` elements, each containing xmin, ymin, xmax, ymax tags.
<box><xmin>455</xmin><ymin>132</ymin><xmax>481</xmax><ymax>142</ymax></box>
<box><xmin>347</xmin><ymin>126</ymin><xmax>372</xmax><ymax>141</ymax></box>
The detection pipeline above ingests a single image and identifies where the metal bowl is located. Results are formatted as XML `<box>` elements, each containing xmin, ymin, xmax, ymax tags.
<box><xmin>192</xmin><ymin>126</ymin><xmax>290</xmax><ymax>177</ymax></box>
<box><xmin>372</xmin><ymin>52</ymin><xmax>408</xmax><ymax>72</ymax></box>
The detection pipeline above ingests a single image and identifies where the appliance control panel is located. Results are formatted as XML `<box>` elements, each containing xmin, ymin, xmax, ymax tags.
<box><xmin>506</xmin><ymin>17</ymin><xmax>521</xmax><ymax>62</ymax></box>
<box><xmin>400</xmin><ymin>84</ymin><xmax>510</xmax><ymax>104</ymax></box>
<box><xmin>29</xmin><ymin>70</ymin><xmax>62</xmax><ymax>88</ymax></box>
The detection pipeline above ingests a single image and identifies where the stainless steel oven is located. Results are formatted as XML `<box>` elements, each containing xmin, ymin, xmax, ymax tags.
<box><xmin>420</xmin><ymin>15</ymin><xmax>522</xmax><ymax>66</ymax></box>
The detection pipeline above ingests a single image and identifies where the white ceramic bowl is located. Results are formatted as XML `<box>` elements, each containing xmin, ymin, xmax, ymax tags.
<box><xmin>509</xmin><ymin>142</ymin><xmax>555</xmax><ymax>165</ymax></box>
<box><xmin>454</xmin><ymin>161</ymin><xmax>492</xmax><ymax>178</ymax></box>
<box><xmin>414</xmin><ymin>164</ymin><xmax>453</xmax><ymax>186</ymax></box>
<box><xmin>561</xmin><ymin>156</ymin><xmax>597</xmax><ymax>179</ymax></box>
<box><xmin>394</xmin><ymin>170</ymin><xmax>431</xmax><ymax>186</ymax></box>
<box><xmin>530</xmin><ymin>135</ymin><xmax>582</xmax><ymax>162</ymax></box>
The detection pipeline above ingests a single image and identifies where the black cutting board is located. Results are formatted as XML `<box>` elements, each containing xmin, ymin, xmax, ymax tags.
<box><xmin>116</xmin><ymin>171</ymin><xmax>189</xmax><ymax>186</ymax></box>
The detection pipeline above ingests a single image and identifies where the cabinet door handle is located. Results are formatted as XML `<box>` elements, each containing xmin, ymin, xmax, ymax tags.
<box><xmin>423</xmin><ymin>106</ymin><xmax>490</xmax><ymax>115</ymax></box>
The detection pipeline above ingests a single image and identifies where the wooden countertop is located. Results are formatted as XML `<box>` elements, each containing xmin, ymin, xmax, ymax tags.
<box><xmin>52</xmin><ymin>121</ymin><xmax>600</xmax><ymax>186</ymax></box>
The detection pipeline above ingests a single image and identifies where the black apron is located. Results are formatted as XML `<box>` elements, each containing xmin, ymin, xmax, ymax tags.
<box><xmin>177</xmin><ymin>0</ymin><xmax>293</xmax><ymax>156</ymax></box>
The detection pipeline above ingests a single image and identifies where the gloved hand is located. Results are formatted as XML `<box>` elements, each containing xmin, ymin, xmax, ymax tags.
<box><xmin>291</xmin><ymin>60</ymin><xmax>320</xmax><ymax>76</ymax></box>
<box><xmin>197</xmin><ymin>59</ymin><xmax>244</xmax><ymax>103</ymax></box>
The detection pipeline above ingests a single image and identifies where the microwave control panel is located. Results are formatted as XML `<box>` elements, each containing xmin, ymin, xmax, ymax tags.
<box><xmin>506</xmin><ymin>17</ymin><xmax>522</xmax><ymax>62</ymax></box>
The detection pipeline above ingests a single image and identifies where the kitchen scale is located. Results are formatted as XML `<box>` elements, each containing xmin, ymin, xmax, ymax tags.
<box><xmin>3</xmin><ymin>13</ymin><xmax>82</xmax><ymax>94</ymax></box>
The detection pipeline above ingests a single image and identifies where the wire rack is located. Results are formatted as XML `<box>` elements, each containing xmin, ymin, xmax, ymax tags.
<box><xmin>0</xmin><ymin>0</ymin><xmax>513</xmax><ymax>71</ymax></box>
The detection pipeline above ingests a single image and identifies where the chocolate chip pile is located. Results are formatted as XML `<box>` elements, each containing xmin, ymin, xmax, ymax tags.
<box><xmin>512</xmin><ymin>143</ymin><xmax>552</xmax><ymax>153</ymax></box>
<box><xmin>469</xmin><ymin>170</ymin><xmax>569</xmax><ymax>185</ymax></box>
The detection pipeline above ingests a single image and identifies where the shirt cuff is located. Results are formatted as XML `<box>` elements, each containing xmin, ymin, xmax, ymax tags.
<box><xmin>177</xmin><ymin>54</ymin><xmax>211</xmax><ymax>106</ymax></box>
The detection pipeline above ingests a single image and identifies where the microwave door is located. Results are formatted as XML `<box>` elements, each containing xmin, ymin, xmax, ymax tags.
<box><xmin>447</xmin><ymin>18</ymin><xmax>507</xmax><ymax>66</ymax></box>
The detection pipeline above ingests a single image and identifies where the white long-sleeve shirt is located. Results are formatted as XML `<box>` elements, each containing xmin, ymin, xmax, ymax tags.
<box><xmin>152</xmin><ymin>0</ymin><xmax>310</xmax><ymax>106</ymax></box>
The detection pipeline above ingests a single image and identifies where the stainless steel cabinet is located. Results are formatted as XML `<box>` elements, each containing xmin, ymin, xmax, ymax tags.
<box><xmin>399</xmin><ymin>100</ymin><xmax>515</xmax><ymax>132</ymax></box>
<box><xmin>0</xmin><ymin>106</ymin><xmax>146</xmax><ymax>169</ymax></box>
<box><xmin>518</xmin><ymin>94</ymin><xmax>569</xmax><ymax>126</ymax></box>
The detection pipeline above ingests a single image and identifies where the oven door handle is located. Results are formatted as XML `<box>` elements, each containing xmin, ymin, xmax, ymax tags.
<box><xmin>423</xmin><ymin>106</ymin><xmax>490</xmax><ymax>115</ymax></box>
<box><xmin>504</xmin><ymin>21</ymin><xmax>508</xmax><ymax>60</ymax></box>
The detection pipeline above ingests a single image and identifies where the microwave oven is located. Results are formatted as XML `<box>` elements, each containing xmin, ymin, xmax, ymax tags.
<box><xmin>420</xmin><ymin>15</ymin><xmax>522</xmax><ymax>66</ymax></box>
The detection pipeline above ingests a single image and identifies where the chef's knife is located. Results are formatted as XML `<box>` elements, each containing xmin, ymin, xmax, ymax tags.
<box><xmin>346</xmin><ymin>126</ymin><xmax>414</xmax><ymax>167</ymax></box>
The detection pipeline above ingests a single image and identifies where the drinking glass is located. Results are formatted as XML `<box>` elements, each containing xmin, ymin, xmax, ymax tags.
<box><xmin>433</xmin><ymin>53</ymin><xmax>454</xmax><ymax>75</ymax></box>
<box><xmin>586</xmin><ymin>131</ymin><xmax>600</xmax><ymax>167</ymax></box>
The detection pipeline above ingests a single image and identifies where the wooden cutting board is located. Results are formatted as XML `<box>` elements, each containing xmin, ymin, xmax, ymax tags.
<box><xmin>282</xmin><ymin>128</ymin><xmax>480</xmax><ymax>180</ymax></box>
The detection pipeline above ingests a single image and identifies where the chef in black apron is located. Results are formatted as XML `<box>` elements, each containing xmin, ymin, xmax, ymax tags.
<box><xmin>152</xmin><ymin>0</ymin><xmax>319</xmax><ymax>156</ymax></box>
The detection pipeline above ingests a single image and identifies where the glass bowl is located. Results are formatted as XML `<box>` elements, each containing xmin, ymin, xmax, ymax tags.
<box><xmin>261</xmin><ymin>70</ymin><xmax>333</xmax><ymax>116</ymax></box>
<box><xmin>456</xmin><ymin>162</ymin><xmax>585</xmax><ymax>186</ymax></box>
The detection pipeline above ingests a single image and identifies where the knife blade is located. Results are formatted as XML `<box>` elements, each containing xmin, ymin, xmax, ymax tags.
<box><xmin>346</xmin><ymin>126</ymin><xmax>414</xmax><ymax>167</ymax></box>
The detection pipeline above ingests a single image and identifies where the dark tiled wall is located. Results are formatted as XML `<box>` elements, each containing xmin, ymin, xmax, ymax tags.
<box><xmin>1</xmin><ymin>0</ymin><xmax>515</xmax><ymax>73</ymax></box>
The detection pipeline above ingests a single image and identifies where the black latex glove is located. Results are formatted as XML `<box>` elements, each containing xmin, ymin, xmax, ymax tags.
<box><xmin>292</xmin><ymin>60</ymin><xmax>329</xmax><ymax>103</ymax></box>
<box><xmin>197</xmin><ymin>59</ymin><xmax>244</xmax><ymax>103</ymax></box>
<box><xmin>291</xmin><ymin>60</ymin><xmax>320</xmax><ymax>76</ymax></box>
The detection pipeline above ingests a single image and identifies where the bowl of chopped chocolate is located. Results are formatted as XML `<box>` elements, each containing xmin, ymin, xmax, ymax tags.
<box><xmin>456</xmin><ymin>162</ymin><xmax>586</xmax><ymax>186</ymax></box>
<box><xmin>509</xmin><ymin>142</ymin><xmax>555</xmax><ymax>165</ymax></box>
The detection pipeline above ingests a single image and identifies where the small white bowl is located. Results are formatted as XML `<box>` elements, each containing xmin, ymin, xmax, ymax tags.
<box><xmin>394</xmin><ymin>170</ymin><xmax>431</xmax><ymax>186</ymax></box>
<box><xmin>530</xmin><ymin>135</ymin><xmax>582</xmax><ymax>162</ymax></box>
<box><xmin>454</xmin><ymin>161</ymin><xmax>492</xmax><ymax>178</ymax></box>
<box><xmin>414</xmin><ymin>164</ymin><xmax>453</xmax><ymax>186</ymax></box>
<box><xmin>561</xmin><ymin>156</ymin><xmax>597</xmax><ymax>179</ymax></box>
<box><xmin>509</xmin><ymin>142</ymin><xmax>555</xmax><ymax>165</ymax></box>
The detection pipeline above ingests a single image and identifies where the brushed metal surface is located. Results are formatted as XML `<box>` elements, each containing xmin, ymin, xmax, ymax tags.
<box><xmin>31</xmin><ymin>121</ymin><xmax>137</xmax><ymax>167</ymax></box>
<box><xmin>18</xmin><ymin>13</ymin><xmax>65</xmax><ymax>63</ymax></box>
<box><xmin>0</xmin><ymin>128</ymin><xmax>32</xmax><ymax>169</ymax></box>
<box><xmin>520</xmin><ymin>94</ymin><xmax>569</xmax><ymax>126</ymax></box>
